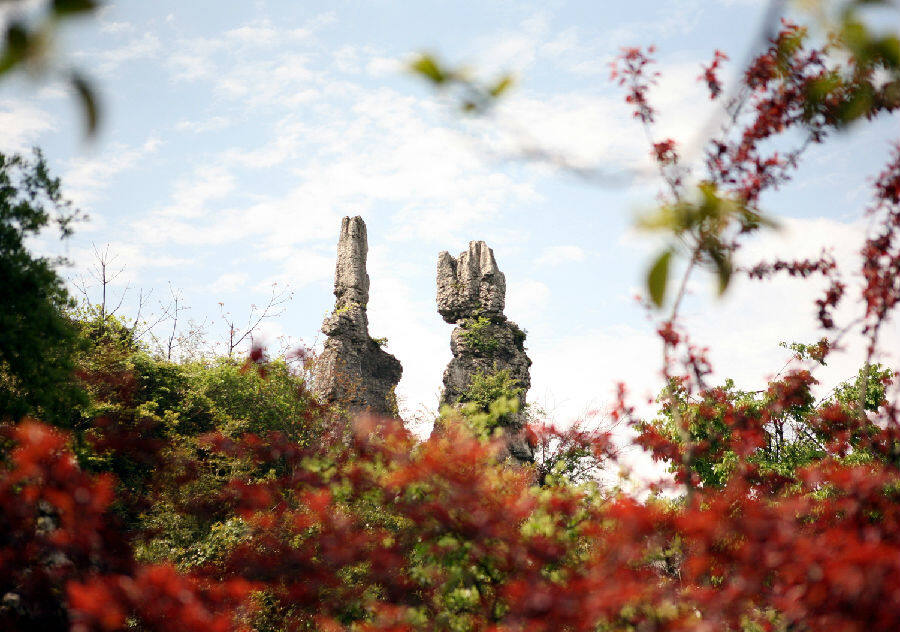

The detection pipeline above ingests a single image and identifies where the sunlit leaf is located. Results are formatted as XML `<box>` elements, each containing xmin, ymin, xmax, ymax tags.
<box><xmin>0</xmin><ymin>23</ymin><xmax>29</xmax><ymax>76</ymax></box>
<box><xmin>71</xmin><ymin>71</ymin><xmax>100</xmax><ymax>137</ymax></box>
<box><xmin>647</xmin><ymin>248</ymin><xmax>673</xmax><ymax>308</ymax></box>
<box><xmin>636</xmin><ymin>205</ymin><xmax>680</xmax><ymax>232</ymax></box>
<box><xmin>876</xmin><ymin>35</ymin><xmax>900</xmax><ymax>68</ymax></box>
<box><xmin>410</xmin><ymin>54</ymin><xmax>447</xmax><ymax>84</ymax></box>
<box><xmin>52</xmin><ymin>0</ymin><xmax>99</xmax><ymax>16</ymax></box>
<box><xmin>709</xmin><ymin>248</ymin><xmax>732</xmax><ymax>295</ymax></box>
<box><xmin>489</xmin><ymin>75</ymin><xmax>514</xmax><ymax>98</ymax></box>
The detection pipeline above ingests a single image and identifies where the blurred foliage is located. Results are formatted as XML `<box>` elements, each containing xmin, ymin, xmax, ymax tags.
<box><xmin>639</xmin><ymin>184</ymin><xmax>779</xmax><ymax>307</ymax></box>
<box><xmin>0</xmin><ymin>0</ymin><xmax>102</xmax><ymax>136</ymax></box>
<box><xmin>409</xmin><ymin>53</ymin><xmax>515</xmax><ymax>114</ymax></box>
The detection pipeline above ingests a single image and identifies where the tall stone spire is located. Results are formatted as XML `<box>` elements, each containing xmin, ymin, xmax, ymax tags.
<box><xmin>313</xmin><ymin>216</ymin><xmax>402</xmax><ymax>416</ymax></box>
<box><xmin>334</xmin><ymin>216</ymin><xmax>370</xmax><ymax>308</ymax></box>
<box><xmin>436</xmin><ymin>241</ymin><xmax>534</xmax><ymax>463</ymax></box>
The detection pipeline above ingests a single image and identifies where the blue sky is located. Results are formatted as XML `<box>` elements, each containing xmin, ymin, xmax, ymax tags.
<box><xmin>1</xmin><ymin>0</ymin><xmax>898</xmax><ymax>440</ymax></box>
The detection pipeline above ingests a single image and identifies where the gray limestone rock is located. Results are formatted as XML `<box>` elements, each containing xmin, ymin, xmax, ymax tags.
<box><xmin>334</xmin><ymin>216</ymin><xmax>370</xmax><ymax>308</ymax></box>
<box><xmin>437</xmin><ymin>241</ymin><xmax>506</xmax><ymax>323</ymax></box>
<box><xmin>313</xmin><ymin>216</ymin><xmax>402</xmax><ymax>417</ymax></box>
<box><xmin>436</xmin><ymin>242</ymin><xmax>534</xmax><ymax>464</ymax></box>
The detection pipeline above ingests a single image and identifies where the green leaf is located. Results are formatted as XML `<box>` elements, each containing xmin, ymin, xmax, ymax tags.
<box><xmin>410</xmin><ymin>54</ymin><xmax>446</xmax><ymax>84</ymax></box>
<box><xmin>876</xmin><ymin>35</ymin><xmax>900</xmax><ymax>68</ymax></box>
<box><xmin>647</xmin><ymin>249</ymin><xmax>673</xmax><ymax>308</ymax></box>
<box><xmin>489</xmin><ymin>75</ymin><xmax>513</xmax><ymax>98</ymax></box>
<box><xmin>71</xmin><ymin>72</ymin><xmax>100</xmax><ymax>137</ymax></box>
<box><xmin>52</xmin><ymin>0</ymin><xmax>99</xmax><ymax>16</ymax></box>
<box><xmin>0</xmin><ymin>23</ymin><xmax>30</xmax><ymax>76</ymax></box>
<box><xmin>706</xmin><ymin>245</ymin><xmax>732</xmax><ymax>295</ymax></box>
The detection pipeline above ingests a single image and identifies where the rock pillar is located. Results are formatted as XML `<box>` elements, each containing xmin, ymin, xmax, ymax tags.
<box><xmin>436</xmin><ymin>241</ymin><xmax>533</xmax><ymax>463</ymax></box>
<box><xmin>313</xmin><ymin>216</ymin><xmax>402</xmax><ymax>416</ymax></box>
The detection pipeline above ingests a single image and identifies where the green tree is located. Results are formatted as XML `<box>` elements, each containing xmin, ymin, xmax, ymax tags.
<box><xmin>0</xmin><ymin>149</ymin><xmax>86</xmax><ymax>424</ymax></box>
<box><xmin>644</xmin><ymin>358</ymin><xmax>894</xmax><ymax>487</ymax></box>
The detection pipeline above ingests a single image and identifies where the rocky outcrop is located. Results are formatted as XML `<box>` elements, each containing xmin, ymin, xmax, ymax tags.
<box><xmin>313</xmin><ymin>216</ymin><xmax>402</xmax><ymax>416</ymax></box>
<box><xmin>436</xmin><ymin>241</ymin><xmax>534</xmax><ymax>464</ymax></box>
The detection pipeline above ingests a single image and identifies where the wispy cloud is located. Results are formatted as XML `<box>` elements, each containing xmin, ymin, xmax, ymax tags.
<box><xmin>536</xmin><ymin>245</ymin><xmax>586</xmax><ymax>266</ymax></box>
<box><xmin>65</xmin><ymin>136</ymin><xmax>162</xmax><ymax>205</ymax></box>
<box><xmin>87</xmin><ymin>32</ymin><xmax>162</xmax><ymax>75</ymax></box>
<box><xmin>175</xmin><ymin>116</ymin><xmax>232</xmax><ymax>134</ymax></box>
<box><xmin>0</xmin><ymin>100</ymin><xmax>55</xmax><ymax>152</ymax></box>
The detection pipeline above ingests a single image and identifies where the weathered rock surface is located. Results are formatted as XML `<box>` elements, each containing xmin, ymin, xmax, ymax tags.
<box><xmin>436</xmin><ymin>241</ymin><xmax>534</xmax><ymax>464</ymax></box>
<box><xmin>334</xmin><ymin>216</ymin><xmax>369</xmax><ymax>308</ymax></box>
<box><xmin>437</xmin><ymin>241</ymin><xmax>506</xmax><ymax>323</ymax></box>
<box><xmin>313</xmin><ymin>216</ymin><xmax>402</xmax><ymax>416</ymax></box>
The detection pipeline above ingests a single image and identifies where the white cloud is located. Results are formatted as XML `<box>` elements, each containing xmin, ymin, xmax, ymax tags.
<box><xmin>37</xmin><ymin>84</ymin><xmax>68</xmax><ymax>100</ymax></box>
<box><xmin>260</xmin><ymin>248</ymin><xmax>335</xmax><ymax>290</ymax></box>
<box><xmin>64</xmin><ymin>136</ymin><xmax>162</xmax><ymax>205</ymax></box>
<box><xmin>536</xmin><ymin>245</ymin><xmax>586</xmax><ymax>266</ymax></box>
<box><xmin>175</xmin><ymin>116</ymin><xmax>232</xmax><ymax>133</ymax></box>
<box><xmin>100</xmin><ymin>20</ymin><xmax>135</xmax><ymax>35</ymax></box>
<box><xmin>366</xmin><ymin>253</ymin><xmax>450</xmax><ymax>424</ymax></box>
<box><xmin>506</xmin><ymin>279</ymin><xmax>551</xmax><ymax>324</ymax></box>
<box><xmin>685</xmin><ymin>217</ymin><xmax>900</xmax><ymax>393</ymax></box>
<box><xmin>0</xmin><ymin>100</ymin><xmax>54</xmax><ymax>152</ymax></box>
<box><xmin>152</xmin><ymin>164</ymin><xmax>235</xmax><ymax>220</ymax></box>
<box><xmin>166</xmin><ymin>13</ymin><xmax>336</xmax><ymax>99</ymax></box>
<box><xmin>209</xmin><ymin>272</ymin><xmax>249</xmax><ymax>294</ymax></box>
<box><xmin>139</xmin><ymin>83</ymin><xmax>541</xmax><ymax>251</ymax></box>
<box><xmin>366</xmin><ymin>55</ymin><xmax>405</xmax><ymax>78</ymax></box>
<box><xmin>91</xmin><ymin>32</ymin><xmax>162</xmax><ymax>74</ymax></box>
<box><xmin>520</xmin><ymin>213</ymin><xmax>900</xmax><ymax>482</ymax></box>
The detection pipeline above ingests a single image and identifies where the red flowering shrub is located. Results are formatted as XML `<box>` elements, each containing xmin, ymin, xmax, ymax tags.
<box><xmin>0</xmin><ymin>421</ymin><xmax>251</xmax><ymax>631</ymax></box>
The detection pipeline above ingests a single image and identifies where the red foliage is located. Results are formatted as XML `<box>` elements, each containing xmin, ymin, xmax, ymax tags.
<box><xmin>610</xmin><ymin>46</ymin><xmax>659</xmax><ymax>124</ymax></box>
<box><xmin>0</xmin><ymin>422</ymin><xmax>249</xmax><ymax>632</ymax></box>
<box><xmin>68</xmin><ymin>566</ymin><xmax>252</xmax><ymax>632</ymax></box>
<box><xmin>862</xmin><ymin>144</ymin><xmax>900</xmax><ymax>352</ymax></box>
<box><xmin>700</xmin><ymin>49</ymin><xmax>728</xmax><ymax>99</ymax></box>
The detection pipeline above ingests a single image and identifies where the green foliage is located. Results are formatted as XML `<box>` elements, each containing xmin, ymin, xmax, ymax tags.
<box><xmin>0</xmin><ymin>149</ymin><xmax>87</xmax><ymax>425</ymax></box>
<box><xmin>459</xmin><ymin>316</ymin><xmax>499</xmax><ymax>354</ymax></box>
<box><xmin>71</xmin><ymin>307</ymin><xmax>323</xmax><ymax>453</ymax></box>
<box><xmin>59</xmin><ymin>307</ymin><xmax>326</xmax><ymax>557</ymax></box>
<box><xmin>0</xmin><ymin>1</ymin><xmax>102</xmax><ymax>136</ymax></box>
<box><xmin>826</xmin><ymin>362</ymin><xmax>893</xmax><ymax>416</ymax></box>
<box><xmin>332</xmin><ymin>301</ymin><xmax>359</xmax><ymax>317</ymax></box>
<box><xmin>462</xmin><ymin>367</ymin><xmax>522</xmax><ymax>411</ymax></box>
<box><xmin>648</xmin><ymin>359</ymin><xmax>895</xmax><ymax>487</ymax></box>
<box><xmin>647</xmin><ymin>248</ymin><xmax>673</xmax><ymax>308</ymax></box>
<box><xmin>647</xmin><ymin>379</ymin><xmax>762</xmax><ymax>487</ymax></box>
<box><xmin>459</xmin><ymin>396</ymin><xmax>520</xmax><ymax>439</ymax></box>
<box><xmin>640</xmin><ymin>183</ymin><xmax>777</xmax><ymax>307</ymax></box>
<box><xmin>779</xmin><ymin>338</ymin><xmax>829</xmax><ymax>365</ymax></box>
<box><xmin>409</xmin><ymin>53</ymin><xmax>514</xmax><ymax>114</ymax></box>
<box><xmin>446</xmin><ymin>367</ymin><xmax>524</xmax><ymax>437</ymax></box>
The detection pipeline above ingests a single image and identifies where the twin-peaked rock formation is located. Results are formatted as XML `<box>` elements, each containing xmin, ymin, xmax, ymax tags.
<box><xmin>436</xmin><ymin>242</ymin><xmax>534</xmax><ymax>464</ymax></box>
<box><xmin>314</xmin><ymin>217</ymin><xmax>533</xmax><ymax>464</ymax></box>
<box><xmin>312</xmin><ymin>217</ymin><xmax>402</xmax><ymax>416</ymax></box>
